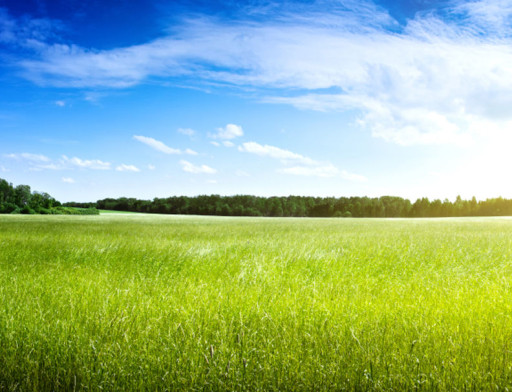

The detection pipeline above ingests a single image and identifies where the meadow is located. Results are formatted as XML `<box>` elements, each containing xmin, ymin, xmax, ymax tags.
<box><xmin>1</xmin><ymin>214</ymin><xmax>512</xmax><ymax>391</ymax></box>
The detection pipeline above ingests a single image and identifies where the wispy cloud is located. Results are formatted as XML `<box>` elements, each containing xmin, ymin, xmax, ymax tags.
<box><xmin>450</xmin><ymin>0</ymin><xmax>512</xmax><ymax>36</ymax></box>
<box><xmin>4</xmin><ymin>152</ymin><xmax>146</xmax><ymax>173</ymax></box>
<box><xmin>5</xmin><ymin>1</ymin><xmax>512</xmax><ymax>146</ymax></box>
<box><xmin>133</xmin><ymin>135</ymin><xmax>197</xmax><ymax>155</ymax></box>
<box><xmin>177</xmin><ymin>127</ymin><xmax>196</xmax><ymax>137</ymax></box>
<box><xmin>133</xmin><ymin>135</ymin><xmax>181</xmax><ymax>154</ymax></box>
<box><xmin>61</xmin><ymin>177</ymin><xmax>75</xmax><ymax>183</ymax></box>
<box><xmin>62</xmin><ymin>156</ymin><xmax>111</xmax><ymax>170</ymax></box>
<box><xmin>238</xmin><ymin>140</ymin><xmax>365</xmax><ymax>180</ymax></box>
<box><xmin>210</xmin><ymin>124</ymin><xmax>243</xmax><ymax>140</ymax></box>
<box><xmin>116</xmin><ymin>164</ymin><xmax>140</xmax><ymax>172</ymax></box>
<box><xmin>180</xmin><ymin>160</ymin><xmax>217</xmax><ymax>174</ymax></box>
<box><xmin>238</xmin><ymin>142</ymin><xmax>317</xmax><ymax>165</ymax></box>
<box><xmin>55</xmin><ymin>100</ymin><xmax>65</xmax><ymax>107</ymax></box>
<box><xmin>5</xmin><ymin>152</ymin><xmax>51</xmax><ymax>162</ymax></box>
<box><xmin>0</xmin><ymin>7</ymin><xmax>64</xmax><ymax>47</ymax></box>
<box><xmin>6</xmin><ymin>153</ymin><xmax>60</xmax><ymax>171</ymax></box>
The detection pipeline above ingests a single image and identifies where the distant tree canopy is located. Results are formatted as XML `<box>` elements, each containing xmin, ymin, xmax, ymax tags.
<box><xmin>67</xmin><ymin>194</ymin><xmax>512</xmax><ymax>218</ymax></box>
<box><xmin>5</xmin><ymin>176</ymin><xmax>512</xmax><ymax>218</ymax></box>
<box><xmin>0</xmin><ymin>178</ymin><xmax>98</xmax><ymax>215</ymax></box>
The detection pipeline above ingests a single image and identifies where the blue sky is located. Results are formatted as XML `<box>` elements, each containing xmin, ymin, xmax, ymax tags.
<box><xmin>1</xmin><ymin>0</ymin><xmax>512</xmax><ymax>202</ymax></box>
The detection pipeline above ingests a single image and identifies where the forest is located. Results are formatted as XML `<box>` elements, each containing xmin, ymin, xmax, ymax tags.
<box><xmin>4</xmin><ymin>176</ymin><xmax>512</xmax><ymax>218</ymax></box>
<box><xmin>0</xmin><ymin>178</ymin><xmax>98</xmax><ymax>215</ymax></box>
<box><xmin>69</xmin><ymin>194</ymin><xmax>512</xmax><ymax>218</ymax></box>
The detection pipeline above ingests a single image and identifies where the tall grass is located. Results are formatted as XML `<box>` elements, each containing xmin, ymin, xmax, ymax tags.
<box><xmin>1</xmin><ymin>215</ymin><xmax>512</xmax><ymax>390</ymax></box>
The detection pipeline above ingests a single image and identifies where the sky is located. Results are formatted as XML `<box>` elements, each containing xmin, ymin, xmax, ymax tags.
<box><xmin>1</xmin><ymin>0</ymin><xmax>512</xmax><ymax>202</ymax></box>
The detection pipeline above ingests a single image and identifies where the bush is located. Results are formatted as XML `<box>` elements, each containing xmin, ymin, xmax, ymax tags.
<box><xmin>0</xmin><ymin>202</ymin><xmax>18</xmax><ymax>214</ymax></box>
<box><xmin>20</xmin><ymin>205</ymin><xmax>36</xmax><ymax>214</ymax></box>
<box><xmin>53</xmin><ymin>207</ymin><xmax>100</xmax><ymax>215</ymax></box>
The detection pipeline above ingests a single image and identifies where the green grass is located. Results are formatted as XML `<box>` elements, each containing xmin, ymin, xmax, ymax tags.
<box><xmin>98</xmin><ymin>209</ymin><xmax>140</xmax><ymax>214</ymax></box>
<box><xmin>1</xmin><ymin>215</ymin><xmax>512</xmax><ymax>390</ymax></box>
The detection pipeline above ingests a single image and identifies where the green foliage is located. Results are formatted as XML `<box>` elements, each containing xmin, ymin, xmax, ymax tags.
<box><xmin>53</xmin><ymin>206</ymin><xmax>100</xmax><ymax>215</ymax></box>
<box><xmin>0</xmin><ymin>178</ymin><xmax>97</xmax><ymax>215</ymax></box>
<box><xmin>66</xmin><ymin>194</ymin><xmax>512</xmax><ymax>218</ymax></box>
<box><xmin>1</xmin><ymin>215</ymin><xmax>512</xmax><ymax>390</ymax></box>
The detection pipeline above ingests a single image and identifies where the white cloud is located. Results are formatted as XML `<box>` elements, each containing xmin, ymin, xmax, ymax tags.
<box><xmin>62</xmin><ymin>177</ymin><xmax>75</xmax><ymax>183</ymax></box>
<box><xmin>133</xmin><ymin>135</ymin><xmax>181</xmax><ymax>154</ymax></box>
<box><xmin>5</xmin><ymin>153</ymin><xmax>50</xmax><ymax>162</ymax></box>
<box><xmin>238</xmin><ymin>141</ymin><xmax>317</xmax><ymax>165</ymax></box>
<box><xmin>357</xmin><ymin>103</ymin><xmax>474</xmax><ymax>146</ymax></box>
<box><xmin>210</xmin><ymin>124</ymin><xmax>243</xmax><ymax>140</ymax></box>
<box><xmin>133</xmin><ymin>135</ymin><xmax>198</xmax><ymax>155</ymax></box>
<box><xmin>84</xmin><ymin>91</ymin><xmax>106</xmax><ymax>103</ymax></box>
<box><xmin>4</xmin><ymin>152</ymin><xmax>117</xmax><ymax>172</ymax></box>
<box><xmin>178</xmin><ymin>128</ymin><xmax>196</xmax><ymax>137</ymax></box>
<box><xmin>210</xmin><ymin>141</ymin><xmax>221</xmax><ymax>147</ymax></box>
<box><xmin>116</xmin><ymin>164</ymin><xmax>140</xmax><ymax>172</ymax></box>
<box><xmin>180</xmin><ymin>160</ymin><xmax>217</xmax><ymax>174</ymax></box>
<box><xmin>279</xmin><ymin>165</ymin><xmax>367</xmax><ymax>181</ymax></box>
<box><xmin>5</xmin><ymin>153</ymin><xmax>60</xmax><ymax>171</ymax></box>
<box><xmin>62</xmin><ymin>155</ymin><xmax>111</xmax><ymax>170</ymax></box>
<box><xmin>55</xmin><ymin>100</ymin><xmax>65</xmax><ymax>107</ymax></box>
<box><xmin>222</xmin><ymin>141</ymin><xmax>235</xmax><ymax>147</ymax></box>
<box><xmin>451</xmin><ymin>0</ymin><xmax>512</xmax><ymax>36</ymax></box>
<box><xmin>238</xmin><ymin>141</ymin><xmax>365</xmax><ymax>181</ymax></box>
<box><xmin>8</xmin><ymin>1</ymin><xmax>512</xmax><ymax>146</ymax></box>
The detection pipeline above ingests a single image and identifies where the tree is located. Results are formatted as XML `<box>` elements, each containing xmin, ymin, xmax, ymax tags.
<box><xmin>14</xmin><ymin>185</ymin><xmax>31</xmax><ymax>207</ymax></box>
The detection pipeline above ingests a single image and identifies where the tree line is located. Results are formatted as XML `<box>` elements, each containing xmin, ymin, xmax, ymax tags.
<box><xmin>0</xmin><ymin>178</ymin><xmax>98</xmax><ymax>215</ymax></box>
<box><xmin>66</xmin><ymin>194</ymin><xmax>512</xmax><ymax>218</ymax></box>
<box><xmin>5</xmin><ymin>176</ymin><xmax>512</xmax><ymax>218</ymax></box>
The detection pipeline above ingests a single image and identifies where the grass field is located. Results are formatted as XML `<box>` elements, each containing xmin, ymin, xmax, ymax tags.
<box><xmin>98</xmin><ymin>210</ymin><xmax>141</xmax><ymax>215</ymax></box>
<box><xmin>1</xmin><ymin>215</ymin><xmax>512</xmax><ymax>390</ymax></box>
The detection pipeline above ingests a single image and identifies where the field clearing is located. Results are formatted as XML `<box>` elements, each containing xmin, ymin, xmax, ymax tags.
<box><xmin>1</xmin><ymin>215</ymin><xmax>512</xmax><ymax>390</ymax></box>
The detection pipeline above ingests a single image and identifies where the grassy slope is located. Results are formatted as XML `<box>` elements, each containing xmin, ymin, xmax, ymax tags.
<box><xmin>1</xmin><ymin>215</ymin><xmax>512</xmax><ymax>390</ymax></box>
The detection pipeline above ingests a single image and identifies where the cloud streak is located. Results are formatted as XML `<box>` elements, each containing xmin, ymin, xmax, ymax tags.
<box><xmin>5</xmin><ymin>1</ymin><xmax>512</xmax><ymax>146</ymax></box>
<box><xmin>62</xmin><ymin>156</ymin><xmax>111</xmax><ymax>170</ymax></box>
<box><xmin>180</xmin><ymin>160</ymin><xmax>217</xmax><ymax>174</ymax></box>
<box><xmin>133</xmin><ymin>135</ymin><xmax>197</xmax><ymax>155</ymax></box>
<box><xmin>5</xmin><ymin>153</ymin><xmax>51</xmax><ymax>162</ymax></box>
<box><xmin>210</xmin><ymin>124</ymin><xmax>244</xmax><ymax>140</ymax></box>
<box><xmin>238</xmin><ymin>141</ymin><xmax>317</xmax><ymax>165</ymax></box>
<box><xmin>133</xmin><ymin>135</ymin><xmax>181</xmax><ymax>154</ymax></box>
<box><xmin>4</xmin><ymin>152</ymin><xmax>120</xmax><ymax>171</ymax></box>
<box><xmin>116</xmin><ymin>164</ymin><xmax>140</xmax><ymax>172</ymax></box>
<box><xmin>238</xmin><ymin>140</ymin><xmax>365</xmax><ymax>180</ymax></box>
